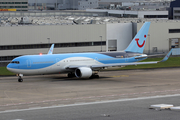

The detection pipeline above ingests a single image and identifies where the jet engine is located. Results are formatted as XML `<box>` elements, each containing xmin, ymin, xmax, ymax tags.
<box><xmin>75</xmin><ymin>67</ymin><xmax>92</xmax><ymax>78</ymax></box>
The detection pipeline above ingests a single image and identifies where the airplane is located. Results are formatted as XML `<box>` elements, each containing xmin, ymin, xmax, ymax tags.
<box><xmin>6</xmin><ymin>22</ymin><xmax>173</xmax><ymax>82</ymax></box>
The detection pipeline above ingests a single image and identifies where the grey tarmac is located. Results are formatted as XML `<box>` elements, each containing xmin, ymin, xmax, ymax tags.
<box><xmin>0</xmin><ymin>68</ymin><xmax>180</xmax><ymax>119</ymax></box>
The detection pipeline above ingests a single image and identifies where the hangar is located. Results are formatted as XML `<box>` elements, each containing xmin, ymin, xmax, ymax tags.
<box><xmin>0</xmin><ymin>13</ymin><xmax>180</xmax><ymax>62</ymax></box>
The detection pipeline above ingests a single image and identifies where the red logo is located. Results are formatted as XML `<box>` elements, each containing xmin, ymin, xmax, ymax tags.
<box><xmin>135</xmin><ymin>35</ymin><xmax>146</xmax><ymax>48</ymax></box>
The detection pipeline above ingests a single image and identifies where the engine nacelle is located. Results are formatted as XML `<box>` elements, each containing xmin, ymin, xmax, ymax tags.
<box><xmin>75</xmin><ymin>67</ymin><xmax>92</xmax><ymax>78</ymax></box>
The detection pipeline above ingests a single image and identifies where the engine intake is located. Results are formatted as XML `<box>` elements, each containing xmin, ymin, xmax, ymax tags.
<box><xmin>75</xmin><ymin>67</ymin><xmax>92</xmax><ymax>78</ymax></box>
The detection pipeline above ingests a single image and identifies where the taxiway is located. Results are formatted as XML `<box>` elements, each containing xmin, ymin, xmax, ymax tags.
<box><xmin>0</xmin><ymin>68</ymin><xmax>180</xmax><ymax>119</ymax></box>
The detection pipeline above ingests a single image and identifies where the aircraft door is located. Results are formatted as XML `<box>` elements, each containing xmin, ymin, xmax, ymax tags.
<box><xmin>27</xmin><ymin>60</ymin><xmax>31</xmax><ymax>68</ymax></box>
<box><xmin>95</xmin><ymin>57</ymin><xmax>99</xmax><ymax>63</ymax></box>
<box><xmin>56</xmin><ymin>58</ymin><xmax>60</xmax><ymax>66</ymax></box>
<box><xmin>125</xmin><ymin>55</ymin><xmax>128</xmax><ymax>62</ymax></box>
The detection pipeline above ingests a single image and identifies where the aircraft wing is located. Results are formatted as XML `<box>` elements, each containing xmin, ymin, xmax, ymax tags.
<box><xmin>66</xmin><ymin>61</ymin><xmax>158</xmax><ymax>69</ymax></box>
<box><xmin>66</xmin><ymin>49</ymin><xmax>172</xmax><ymax>69</ymax></box>
<box><xmin>160</xmin><ymin>49</ymin><xmax>173</xmax><ymax>62</ymax></box>
<box><xmin>91</xmin><ymin>61</ymin><xmax>158</xmax><ymax>68</ymax></box>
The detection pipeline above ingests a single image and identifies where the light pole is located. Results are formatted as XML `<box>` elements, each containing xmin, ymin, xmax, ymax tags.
<box><xmin>56</xmin><ymin>0</ymin><xmax>59</xmax><ymax>10</ymax></box>
<box><xmin>35</xmin><ymin>0</ymin><xmax>37</xmax><ymax>10</ymax></box>
<box><xmin>148</xmin><ymin>34</ymin><xmax>150</xmax><ymax>54</ymax></box>
<box><xmin>47</xmin><ymin>38</ymin><xmax>50</xmax><ymax>48</ymax></box>
<box><xmin>100</xmin><ymin>36</ymin><xmax>102</xmax><ymax>52</ymax></box>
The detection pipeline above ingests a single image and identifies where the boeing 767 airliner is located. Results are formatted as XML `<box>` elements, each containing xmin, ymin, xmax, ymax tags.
<box><xmin>7</xmin><ymin>22</ymin><xmax>172</xmax><ymax>82</ymax></box>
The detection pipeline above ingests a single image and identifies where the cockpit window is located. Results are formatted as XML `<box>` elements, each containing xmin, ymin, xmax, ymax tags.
<box><xmin>11</xmin><ymin>61</ymin><xmax>20</xmax><ymax>64</ymax></box>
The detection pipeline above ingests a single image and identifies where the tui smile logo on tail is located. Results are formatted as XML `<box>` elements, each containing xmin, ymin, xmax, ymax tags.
<box><xmin>135</xmin><ymin>35</ymin><xmax>146</xmax><ymax>48</ymax></box>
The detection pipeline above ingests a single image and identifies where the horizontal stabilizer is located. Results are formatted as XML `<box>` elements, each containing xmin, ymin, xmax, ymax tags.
<box><xmin>135</xmin><ymin>54</ymin><xmax>165</xmax><ymax>59</ymax></box>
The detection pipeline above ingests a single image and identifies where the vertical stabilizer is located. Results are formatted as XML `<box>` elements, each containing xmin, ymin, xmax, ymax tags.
<box><xmin>125</xmin><ymin>22</ymin><xmax>150</xmax><ymax>53</ymax></box>
<box><xmin>48</xmin><ymin>44</ymin><xmax>54</xmax><ymax>55</ymax></box>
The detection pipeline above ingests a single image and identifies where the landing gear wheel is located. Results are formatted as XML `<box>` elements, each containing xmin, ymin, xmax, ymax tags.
<box><xmin>89</xmin><ymin>76</ymin><xmax>93</xmax><ymax>79</ymax></box>
<box><xmin>18</xmin><ymin>77</ymin><xmax>23</xmax><ymax>82</ymax></box>
<box><xmin>89</xmin><ymin>74</ymin><xmax>99</xmax><ymax>79</ymax></box>
<box><xmin>95</xmin><ymin>75</ymin><xmax>99</xmax><ymax>78</ymax></box>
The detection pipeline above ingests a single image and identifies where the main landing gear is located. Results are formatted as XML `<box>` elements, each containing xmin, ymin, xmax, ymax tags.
<box><xmin>17</xmin><ymin>74</ymin><xmax>23</xmax><ymax>82</ymax></box>
<box><xmin>67</xmin><ymin>72</ymin><xmax>76</xmax><ymax>78</ymax></box>
<box><xmin>90</xmin><ymin>71</ymin><xmax>100</xmax><ymax>79</ymax></box>
<box><xmin>89</xmin><ymin>74</ymin><xmax>99</xmax><ymax>79</ymax></box>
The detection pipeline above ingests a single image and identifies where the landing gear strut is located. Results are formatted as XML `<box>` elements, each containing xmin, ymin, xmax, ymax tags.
<box><xmin>17</xmin><ymin>74</ymin><xmax>23</xmax><ymax>82</ymax></box>
<box><xmin>67</xmin><ymin>72</ymin><xmax>75</xmax><ymax>78</ymax></box>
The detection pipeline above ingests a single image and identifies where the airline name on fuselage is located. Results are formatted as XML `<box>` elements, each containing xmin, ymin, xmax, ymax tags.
<box><xmin>116</xmin><ymin>56</ymin><xmax>124</xmax><ymax>58</ymax></box>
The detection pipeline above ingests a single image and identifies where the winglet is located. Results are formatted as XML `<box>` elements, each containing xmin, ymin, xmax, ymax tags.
<box><xmin>160</xmin><ymin>49</ymin><xmax>173</xmax><ymax>62</ymax></box>
<box><xmin>48</xmin><ymin>44</ymin><xmax>54</xmax><ymax>55</ymax></box>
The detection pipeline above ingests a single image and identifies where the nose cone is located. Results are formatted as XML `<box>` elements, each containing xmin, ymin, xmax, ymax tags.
<box><xmin>6</xmin><ymin>63</ymin><xmax>12</xmax><ymax>72</ymax></box>
<box><xmin>6</xmin><ymin>63</ymin><xmax>18</xmax><ymax>73</ymax></box>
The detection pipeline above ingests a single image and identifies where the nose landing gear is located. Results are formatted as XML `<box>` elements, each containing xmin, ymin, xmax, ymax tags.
<box><xmin>17</xmin><ymin>74</ymin><xmax>23</xmax><ymax>82</ymax></box>
<box><xmin>18</xmin><ymin>77</ymin><xmax>23</xmax><ymax>82</ymax></box>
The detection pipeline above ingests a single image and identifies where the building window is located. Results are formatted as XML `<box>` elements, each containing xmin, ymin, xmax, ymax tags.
<box><xmin>15</xmin><ymin>2</ymin><xmax>21</xmax><ymax>4</ymax></box>
<box><xmin>169</xmin><ymin>29</ymin><xmax>180</xmax><ymax>33</ymax></box>
<box><xmin>144</xmin><ymin>15</ymin><xmax>168</xmax><ymax>18</ymax></box>
<box><xmin>22</xmin><ymin>6</ymin><xmax>28</xmax><ymax>8</ymax></box>
<box><xmin>0</xmin><ymin>41</ymin><xmax>106</xmax><ymax>50</ymax></box>
<box><xmin>174</xmin><ymin>16</ymin><xmax>180</xmax><ymax>19</ymax></box>
<box><xmin>15</xmin><ymin>6</ymin><xmax>22</xmax><ymax>8</ymax></box>
<box><xmin>0</xmin><ymin>56</ymin><xmax>19</xmax><ymax>61</ymax></box>
<box><xmin>8</xmin><ymin>2</ymin><xmax>14</xmax><ymax>4</ymax></box>
<box><xmin>174</xmin><ymin>10</ymin><xmax>180</xmax><ymax>13</ymax></box>
<box><xmin>22</xmin><ymin>2</ymin><xmax>28</xmax><ymax>4</ymax></box>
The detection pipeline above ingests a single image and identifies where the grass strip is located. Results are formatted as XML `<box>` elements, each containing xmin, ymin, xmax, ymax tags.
<box><xmin>0</xmin><ymin>67</ymin><xmax>15</xmax><ymax>76</ymax></box>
